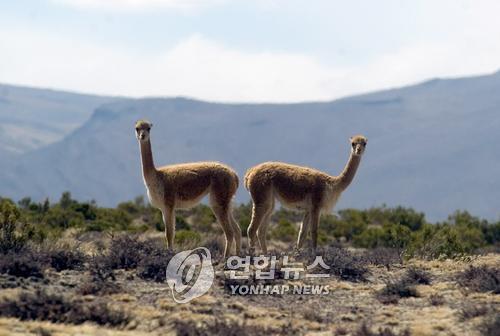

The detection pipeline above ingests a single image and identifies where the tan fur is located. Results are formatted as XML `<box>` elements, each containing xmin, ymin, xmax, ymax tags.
<box><xmin>135</xmin><ymin>120</ymin><xmax>241</xmax><ymax>258</ymax></box>
<box><xmin>245</xmin><ymin>135</ymin><xmax>367</xmax><ymax>253</ymax></box>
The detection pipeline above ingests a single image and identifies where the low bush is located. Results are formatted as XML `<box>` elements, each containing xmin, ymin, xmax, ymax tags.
<box><xmin>41</xmin><ymin>246</ymin><xmax>86</xmax><ymax>272</ymax></box>
<box><xmin>364</xmin><ymin>247</ymin><xmax>402</xmax><ymax>268</ymax></box>
<box><xmin>0</xmin><ymin>250</ymin><xmax>44</xmax><ymax>278</ymax></box>
<box><xmin>301</xmin><ymin>246</ymin><xmax>369</xmax><ymax>282</ymax></box>
<box><xmin>354</xmin><ymin>322</ymin><xmax>411</xmax><ymax>336</ymax></box>
<box><xmin>0</xmin><ymin>289</ymin><xmax>129</xmax><ymax>327</ymax></box>
<box><xmin>270</xmin><ymin>219</ymin><xmax>297</xmax><ymax>242</ymax></box>
<box><xmin>404</xmin><ymin>267</ymin><xmax>432</xmax><ymax>285</ymax></box>
<box><xmin>457</xmin><ymin>266</ymin><xmax>500</xmax><ymax>293</ymax></box>
<box><xmin>458</xmin><ymin>303</ymin><xmax>490</xmax><ymax>320</ymax></box>
<box><xmin>78</xmin><ymin>258</ymin><xmax>122</xmax><ymax>295</ymax></box>
<box><xmin>429</xmin><ymin>293</ymin><xmax>445</xmax><ymax>306</ymax></box>
<box><xmin>479</xmin><ymin>313</ymin><xmax>500</xmax><ymax>336</ymax></box>
<box><xmin>137</xmin><ymin>245</ymin><xmax>175</xmax><ymax>282</ymax></box>
<box><xmin>376</xmin><ymin>267</ymin><xmax>431</xmax><ymax>304</ymax></box>
<box><xmin>175</xmin><ymin>229</ymin><xmax>201</xmax><ymax>248</ymax></box>
<box><xmin>105</xmin><ymin>235</ymin><xmax>156</xmax><ymax>270</ymax></box>
<box><xmin>173</xmin><ymin>317</ymin><xmax>277</xmax><ymax>336</ymax></box>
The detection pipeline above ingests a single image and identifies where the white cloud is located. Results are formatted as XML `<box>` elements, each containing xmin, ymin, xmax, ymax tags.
<box><xmin>52</xmin><ymin>0</ymin><xmax>227</xmax><ymax>11</ymax></box>
<box><xmin>1</xmin><ymin>28</ymin><xmax>499</xmax><ymax>103</ymax></box>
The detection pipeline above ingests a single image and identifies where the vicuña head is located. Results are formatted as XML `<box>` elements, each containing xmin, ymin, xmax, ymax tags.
<box><xmin>135</xmin><ymin>119</ymin><xmax>153</xmax><ymax>142</ymax></box>
<box><xmin>245</xmin><ymin>134</ymin><xmax>367</xmax><ymax>254</ymax></box>
<box><xmin>350</xmin><ymin>134</ymin><xmax>367</xmax><ymax>156</ymax></box>
<box><xmin>134</xmin><ymin>120</ymin><xmax>241</xmax><ymax>259</ymax></box>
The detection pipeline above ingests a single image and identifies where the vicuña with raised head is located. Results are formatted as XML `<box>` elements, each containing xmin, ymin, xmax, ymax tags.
<box><xmin>135</xmin><ymin>120</ymin><xmax>241</xmax><ymax>258</ymax></box>
<box><xmin>245</xmin><ymin>135</ymin><xmax>367</xmax><ymax>253</ymax></box>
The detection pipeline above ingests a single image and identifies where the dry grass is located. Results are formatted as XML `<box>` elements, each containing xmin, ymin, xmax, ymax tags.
<box><xmin>0</xmin><ymin>233</ymin><xmax>498</xmax><ymax>336</ymax></box>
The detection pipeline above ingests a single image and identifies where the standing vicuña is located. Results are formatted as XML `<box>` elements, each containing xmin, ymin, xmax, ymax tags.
<box><xmin>135</xmin><ymin>120</ymin><xmax>241</xmax><ymax>258</ymax></box>
<box><xmin>245</xmin><ymin>135</ymin><xmax>367</xmax><ymax>253</ymax></box>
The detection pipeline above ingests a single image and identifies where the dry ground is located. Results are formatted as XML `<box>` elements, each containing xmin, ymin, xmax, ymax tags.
<box><xmin>0</xmin><ymin>234</ymin><xmax>498</xmax><ymax>336</ymax></box>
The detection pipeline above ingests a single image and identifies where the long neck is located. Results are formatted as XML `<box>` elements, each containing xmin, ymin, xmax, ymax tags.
<box><xmin>337</xmin><ymin>151</ymin><xmax>362</xmax><ymax>191</ymax></box>
<box><xmin>139</xmin><ymin>140</ymin><xmax>157</xmax><ymax>181</ymax></box>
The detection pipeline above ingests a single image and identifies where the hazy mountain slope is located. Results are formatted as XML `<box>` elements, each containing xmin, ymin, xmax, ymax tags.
<box><xmin>0</xmin><ymin>83</ymin><xmax>117</xmax><ymax>154</ymax></box>
<box><xmin>1</xmin><ymin>72</ymin><xmax>499</xmax><ymax>220</ymax></box>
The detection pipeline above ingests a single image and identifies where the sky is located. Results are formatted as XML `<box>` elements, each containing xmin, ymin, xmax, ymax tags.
<box><xmin>1</xmin><ymin>0</ymin><xmax>500</xmax><ymax>102</ymax></box>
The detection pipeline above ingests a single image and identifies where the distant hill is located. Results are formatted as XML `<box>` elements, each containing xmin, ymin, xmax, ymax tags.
<box><xmin>0</xmin><ymin>72</ymin><xmax>499</xmax><ymax>221</ymax></box>
<box><xmin>0</xmin><ymin>83</ymin><xmax>117</xmax><ymax>154</ymax></box>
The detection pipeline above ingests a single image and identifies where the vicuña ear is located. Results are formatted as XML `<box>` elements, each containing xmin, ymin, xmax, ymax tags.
<box><xmin>349</xmin><ymin>136</ymin><xmax>353</xmax><ymax>142</ymax></box>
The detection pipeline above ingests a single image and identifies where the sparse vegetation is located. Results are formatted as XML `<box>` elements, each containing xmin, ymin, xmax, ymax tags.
<box><xmin>354</xmin><ymin>322</ymin><xmax>411</xmax><ymax>336</ymax></box>
<box><xmin>0</xmin><ymin>193</ymin><xmax>499</xmax><ymax>335</ymax></box>
<box><xmin>0</xmin><ymin>289</ymin><xmax>129</xmax><ymax>327</ymax></box>
<box><xmin>457</xmin><ymin>265</ymin><xmax>500</xmax><ymax>293</ymax></box>
<box><xmin>0</xmin><ymin>249</ymin><xmax>44</xmax><ymax>278</ymax></box>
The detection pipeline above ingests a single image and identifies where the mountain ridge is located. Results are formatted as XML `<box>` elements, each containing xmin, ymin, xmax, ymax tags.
<box><xmin>1</xmin><ymin>72</ymin><xmax>499</xmax><ymax>221</ymax></box>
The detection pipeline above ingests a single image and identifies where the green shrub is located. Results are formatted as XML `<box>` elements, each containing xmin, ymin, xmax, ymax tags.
<box><xmin>270</xmin><ymin>219</ymin><xmax>297</xmax><ymax>242</ymax></box>
<box><xmin>189</xmin><ymin>204</ymin><xmax>216</xmax><ymax>232</ymax></box>
<box><xmin>175</xmin><ymin>229</ymin><xmax>201</xmax><ymax>247</ymax></box>
<box><xmin>0</xmin><ymin>198</ymin><xmax>30</xmax><ymax>253</ymax></box>
<box><xmin>233</xmin><ymin>202</ymin><xmax>252</xmax><ymax>236</ymax></box>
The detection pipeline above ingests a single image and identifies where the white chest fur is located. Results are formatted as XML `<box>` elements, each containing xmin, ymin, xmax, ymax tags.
<box><xmin>144</xmin><ymin>176</ymin><xmax>164</xmax><ymax>209</ymax></box>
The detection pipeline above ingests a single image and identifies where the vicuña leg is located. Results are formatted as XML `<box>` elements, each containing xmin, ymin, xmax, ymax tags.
<box><xmin>162</xmin><ymin>207</ymin><xmax>175</xmax><ymax>250</ymax></box>
<box><xmin>296</xmin><ymin>211</ymin><xmax>311</xmax><ymax>249</ymax></box>
<box><xmin>229</xmin><ymin>211</ymin><xmax>242</xmax><ymax>255</ymax></box>
<box><xmin>257</xmin><ymin>198</ymin><xmax>274</xmax><ymax>254</ymax></box>
<box><xmin>247</xmin><ymin>188</ymin><xmax>272</xmax><ymax>253</ymax></box>
<box><xmin>210</xmin><ymin>196</ymin><xmax>234</xmax><ymax>258</ymax></box>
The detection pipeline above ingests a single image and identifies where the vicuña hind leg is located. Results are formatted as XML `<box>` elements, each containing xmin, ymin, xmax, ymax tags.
<box><xmin>229</xmin><ymin>210</ymin><xmax>242</xmax><ymax>255</ymax></box>
<box><xmin>257</xmin><ymin>198</ymin><xmax>274</xmax><ymax>254</ymax></box>
<box><xmin>210</xmin><ymin>196</ymin><xmax>234</xmax><ymax>259</ymax></box>
<box><xmin>247</xmin><ymin>189</ymin><xmax>274</xmax><ymax>252</ymax></box>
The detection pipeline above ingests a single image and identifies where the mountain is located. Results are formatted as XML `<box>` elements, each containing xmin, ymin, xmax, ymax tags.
<box><xmin>1</xmin><ymin>72</ymin><xmax>500</xmax><ymax>221</ymax></box>
<box><xmin>0</xmin><ymin>83</ymin><xmax>117</xmax><ymax>154</ymax></box>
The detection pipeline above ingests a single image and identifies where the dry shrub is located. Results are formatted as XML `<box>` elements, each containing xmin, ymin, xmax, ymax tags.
<box><xmin>104</xmin><ymin>234</ymin><xmax>155</xmax><ymax>270</ymax></box>
<box><xmin>404</xmin><ymin>267</ymin><xmax>432</xmax><ymax>285</ymax></box>
<box><xmin>458</xmin><ymin>303</ymin><xmax>491</xmax><ymax>320</ymax></box>
<box><xmin>429</xmin><ymin>293</ymin><xmax>445</xmax><ymax>306</ymax></box>
<box><xmin>376</xmin><ymin>267</ymin><xmax>431</xmax><ymax>304</ymax></box>
<box><xmin>137</xmin><ymin>245</ymin><xmax>175</xmax><ymax>282</ymax></box>
<box><xmin>457</xmin><ymin>266</ymin><xmax>500</xmax><ymax>294</ymax></box>
<box><xmin>479</xmin><ymin>313</ymin><xmax>500</xmax><ymax>336</ymax></box>
<box><xmin>0</xmin><ymin>249</ymin><xmax>44</xmax><ymax>278</ymax></box>
<box><xmin>78</xmin><ymin>257</ymin><xmax>122</xmax><ymax>295</ymax></box>
<box><xmin>364</xmin><ymin>248</ymin><xmax>402</xmax><ymax>268</ymax></box>
<box><xmin>40</xmin><ymin>245</ymin><xmax>86</xmax><ymax>271</ymax></box>
<box><xmin>355</xmin><ymin>322</ymin><xmax>411</xmax><ymax>336</ymax></box>
<box><xmin>0</xmin><ymin>289</ymin><xmax>129</xmax><ymax>327</ymax></box>
<box><xmin>301</xmin><ymin>246</ymin><xmax>369</xmax><ymax>282</ymax></box>
<box><xmin>173</xmin><ymin>316</ymin><xmax>295</xmax><ymax>336</ymax></box>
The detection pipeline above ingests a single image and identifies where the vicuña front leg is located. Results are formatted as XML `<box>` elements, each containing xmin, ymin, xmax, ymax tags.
<box><xmin>162</xmin><ymin>207</ymin><xmax>175</xmax><ymax>250</ymax></box>
<box><xmin>297</xmin><ymin>211</ymin><xmax>310</xmax><ymax>250</ymax></box>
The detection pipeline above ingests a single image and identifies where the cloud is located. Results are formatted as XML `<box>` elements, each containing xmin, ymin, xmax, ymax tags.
<box><xmin>1</xmin><ymin>28</ymin><xmax>499</xmax><ymax>103</ymax></box>
<box><xmin>52</xmin><ymin>0</ymin><xmax>227</xmax><ymax>11</ymax></box>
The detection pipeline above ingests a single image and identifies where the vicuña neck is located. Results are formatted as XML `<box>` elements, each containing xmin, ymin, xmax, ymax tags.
<box><xmin>337</xmin><ymin>152</ymin><xmax>362</xmax><ymax>190</ymax></box>
<box><xmin>139</xmin><ymin>140</ymin><xmax>157</xmax><ymax>181</ymax></box>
